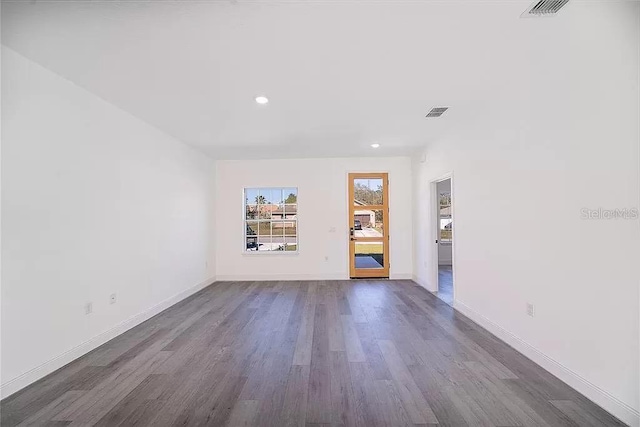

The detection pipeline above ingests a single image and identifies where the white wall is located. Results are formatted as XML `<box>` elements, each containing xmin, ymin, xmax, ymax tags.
<box><xmin>413</xmin><ymin>2</ymin><xmax>640</xmax><ymax>425</ymax></box>
<box><xmin>216</xmin><ymin>157</ymin><xmax>412</xmax><ymax>281</ymax></box>
<box><xmin>1</xmin><ymin>47</ymin><xmax>216</xmax><ymax>397</ymax></box>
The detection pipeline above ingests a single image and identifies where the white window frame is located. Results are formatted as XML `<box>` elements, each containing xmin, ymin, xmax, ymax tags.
<box><xmin>243</xmin><ymin>187</ymin><xmax>299</xmax><ymax>255</ymax></box>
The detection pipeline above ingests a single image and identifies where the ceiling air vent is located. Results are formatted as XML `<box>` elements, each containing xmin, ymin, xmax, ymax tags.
<box><xmin>523</xmin><ymin>0</ymin><xmax>570</xmax><ymax>17</ymax></box>
<box><xmin>426</xmin><ymin>107</ymin><xmax>449</xmax><ymax>118</ymax></box>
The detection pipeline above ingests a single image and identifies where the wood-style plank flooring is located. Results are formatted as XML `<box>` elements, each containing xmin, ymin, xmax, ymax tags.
<box><xmin>1</xmin><ymin>280</ymin><xmax>626</xmax><ymax>426</ymax></box>
<box><xmin>437</xmin><ymin>266</ymin><xmax>453</xmax><ymax>306</ymax></box>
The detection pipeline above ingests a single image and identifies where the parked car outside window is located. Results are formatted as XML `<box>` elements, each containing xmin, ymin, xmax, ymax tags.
<box><xmin>246</xmin><ymin>224</ymin><xmax>258</xmax><ymax>250</ymax></box>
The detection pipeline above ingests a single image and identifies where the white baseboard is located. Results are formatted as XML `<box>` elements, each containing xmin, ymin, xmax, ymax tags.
<box><xmin>216</xmin><ymin>273</ymin><xmax>347</xmax><ymax>281</ymax></box>
<box><xmin>412</xmin><ymin>274</ymin><xmax>437</xmax><ymax>292</ymax></box>
<box><xmin>0</xmin><ymin>276</ymin><xmax>216</xmax><ymax>400</ymax></box>
<box><xmin>217</xmin><ymin>273</ymin><xmax>413</xmax><ymax>281</ymax></box>
<box><xmin>454</xmin><ymin>300</ymin><xmax>639</xmax><ymax>427</ymax></box>
<box><xmin>412</xmin><ymin>274</ymin><xmax>428</xmax><ymax>289</ymax></box>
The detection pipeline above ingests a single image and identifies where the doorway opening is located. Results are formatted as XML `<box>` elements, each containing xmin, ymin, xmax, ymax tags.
<box><xmin>348</xmin><ymin>173</ymin><xmax>389</xmax><ymax>278</ymax></box>
<box><xmin>434</xmin><ymin>177</ymin><xmax>453</xmax><ymax>305</ymax></box>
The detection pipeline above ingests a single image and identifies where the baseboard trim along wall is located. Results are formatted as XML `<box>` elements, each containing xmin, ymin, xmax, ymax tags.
<box><xmin>411</xmin><ymin>276</ymin><xmax>437</xmax><ymax>293</ymax></box>
<box><xmin>0</xmin><ymin>276</ymin><xmax>217</xmax><ymax>400</ymax></box>
<box><xmin>215</xmin><ymin>274</ymin><xmax>347</xmax><ymax>281</ymax></box>
<box><xmin>411</xmin><ymin>274</ymin><xmax>430</xmax><ymax>290</ymax></box>
<box><xmin>453</xmin><ymin>300</ymin><xmax>639</xmax><ymax>427</ymax></box>
<box><xmin>216</xmin><ymin>273</ymin><xmax>413</xmax><ymax>281</ymax></box>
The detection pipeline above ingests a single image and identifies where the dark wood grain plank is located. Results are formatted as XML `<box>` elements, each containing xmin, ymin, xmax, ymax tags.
<box><xmin>376</xmin><ymin>339</ymin><xmax>438</xmax><ymax>424</ymax></box>
<box><xmin>306</xmin><ymin>303</ymin><xmax>332</xmax><ymax>424</ymax></box>
<box><xmin>227</xmin><ymin>400</ymin><xmax>260</xmax><ymax>427</ymax></box>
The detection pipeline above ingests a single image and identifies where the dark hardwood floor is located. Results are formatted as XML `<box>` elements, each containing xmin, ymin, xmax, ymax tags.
<box><xmin>1</xmin><ymin>280</ymin><xmax>626</xmax><ymax>426</ymax></box>
<box><xmin>437</xmin><ymin>266</ymin><xmax>453</xmax><ymax>306</ymax></box>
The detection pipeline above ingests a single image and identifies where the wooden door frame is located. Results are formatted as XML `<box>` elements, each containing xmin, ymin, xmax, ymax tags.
<box><xmin>348</xmin><ymin>172</ymin><xmax>390</xmax><ymax>278</ymax></box>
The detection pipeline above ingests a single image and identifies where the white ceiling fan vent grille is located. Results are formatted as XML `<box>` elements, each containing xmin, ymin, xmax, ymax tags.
<box><xmin>426</xmin><ymin>107</ymin><xmax>449</xmax><ymax>118</ymax></box>
<box><xmin>523</xmin><ymin>0</ymin><xmax>570</xmax><ymax>17</ymax></box>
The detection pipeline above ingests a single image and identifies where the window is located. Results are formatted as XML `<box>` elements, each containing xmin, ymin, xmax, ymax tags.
<box><xmin>439</xmin><ymin>192</ymin><xmax>452</xmax><ymax>243</ymax></box>
<box><xmin>244</xmin><ymin>187</ymin><xmax>298</xmax><ymax>252</ymax></box>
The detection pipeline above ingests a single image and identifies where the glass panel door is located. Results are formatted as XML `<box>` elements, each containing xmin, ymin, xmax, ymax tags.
<box><xmin>348</xmin><ymin>173</ymin><xmax>389</xmax><ymax>278</ymax></box>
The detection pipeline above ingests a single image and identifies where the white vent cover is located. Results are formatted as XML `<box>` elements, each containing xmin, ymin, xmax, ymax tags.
<box><xmin>426</xmin><ymin>107</ymin><xmax>448</xmax><ymax>118</ymax></box>
<box><xmin>522</xmin><ymin>0</ymin><xmax>570</xmax><ymax>17</ymax></box>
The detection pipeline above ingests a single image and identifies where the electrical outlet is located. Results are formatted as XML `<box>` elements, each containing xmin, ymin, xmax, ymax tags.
<box><xmin>526</xmin><ymin>303</ymin><xmax>535</xmax><ymax>317</ymax></box>
<box><xmin>110</xmin><ymin>293</ymin><xmax>117</xmax><ymax>305</ymax></box>
<box><xmin>85</xmin><ymin>302</ymin><xmax>93</xmax><ymax>315</ymax></box>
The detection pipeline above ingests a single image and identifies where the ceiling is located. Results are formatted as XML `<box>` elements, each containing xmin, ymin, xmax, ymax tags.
<box><xmin>1</xmin><ymin>0</ymin><xmax>631</xmax><ymax>159</ymax></box>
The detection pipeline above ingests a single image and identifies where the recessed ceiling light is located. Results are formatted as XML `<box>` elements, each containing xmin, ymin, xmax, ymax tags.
<box><xmin>371</xmin><ymin>143</ymin><xmax>380</xmax><ymax>148</ymax></box>
<box><xmin>255</xmin><ymin>96</ymin><xmax>269</xmax><ymax>105</ymax></box>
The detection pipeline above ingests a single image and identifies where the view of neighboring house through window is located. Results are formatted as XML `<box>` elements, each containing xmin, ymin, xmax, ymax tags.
<box><xmin>244</xmin><ymin>188</ymin><xmax>298</xmax><ymax>252</ymax></box>
<box><xmin>353</xmin><ymin>179</ymin><xmax>384</xmax><ymax>237</ymax></box>
<box><xmin>439</xmin><ymin>192</ymin><xmax>452</xmax><ymax>243</ymax></box>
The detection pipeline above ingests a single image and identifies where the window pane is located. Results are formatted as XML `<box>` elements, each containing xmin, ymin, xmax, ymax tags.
<box><xmin>246</xmin><ymin>237</ymin><xmax>258</xmax><ymax>251</ymax></box>
<box><xmin>353</xmin><ymin>178</ymin><xmax>383</xmax><ymax>205</ymax></box>
<box><xmin>258</xmin><ymin>206</ymin><xmax>273</xmax><ymax>219</ymax></box>
<box><xmin>245</xmin><ymin>189</ymin><xmax>259</xmax><ymax>205</ymax></box>
<box><xmin>354</xmin><ymin>242</ymin><xmax>384</xmax><ymax>269</ymax></box>
<box><xmin>246</xmin><ymin>221</ymin><xmax>259</xmax><ymax>235</ymax></box>
<box><xmin>353</xmin><ymin>209</ymin><xmax>383</xmax><ymax>237</ymax></box>
<box><xmin>284</xmin><ymin>204</ymin><xmax>297</xmax><ymax>215</ymax></box>
<box><xmin>440</xmin><ymin>219</ymin><xmax>452</xmax><ymax>243</ymax></box>
<box><xmin>283</xmin><ymin>235</ymin><xmax>297</xmax><ymax>245</ymax></box>
<box><xmin>245</xmin><ymin>221</ymin><xmax>259</xmax><ymax>251</ymax></box>
<box><xmin>270</xmin><ymin>188</ymin><xmax>284</xmax><ymax>204</ymax></box>
<box><xmin>256</xmin><ymin>189</ymin><xmax>269</xmax><ymax>205</ymax></box>
<box><xmin>272</xmin><ymin>221</ymin><xmax>285</xmax><ymax>241</ymax></box>
<box><xmin>439</xmin><ymin>193</ymin><xmax>451</xmax><ymax>208</ymax></box>
<box><xmin>439</xmin><ymin>190</ymin><xmax>451</xmax><ymax>243</ymax></box>
<box><xmin>259</xmin><ymin>188</ymin><xmax>275</xmax><ymax>205</ymax></box>
<box><xmin>271</xmin><ymin>204</ymin><xmax>285</xmax><ymax>221</ymax></box>
<box><xmin>257</xmin><ymin>235</ymin><xmax>272</xmax><ymax>251</ymax></box>
<box><xmin>283</xmin><ymin>188</ymin><xmax>297</xmax><ymax>204</ymax></box>
<box><xmin>275</xmin><ymin>240</ymin><xmax>296</xmax><ymax>251</ymax></box>
<box><xmin>282</xmin><ymin>220</ymin><xmax>297</xmax><ymax>237</ymax></box>
<box><xmin>257</xmin><ymin>221</ymin><xmax>271</xmax><ymax>235</ymax></box>
<box><xmin>246</xmin><ymin>205</ymin><xmax>259</xmax><ymax>219</ymax></box>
